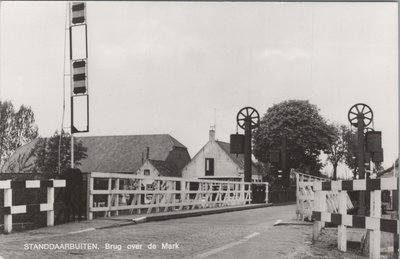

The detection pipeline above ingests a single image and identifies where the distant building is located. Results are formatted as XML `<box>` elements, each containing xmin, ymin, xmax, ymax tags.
<box><xmin>2</xmin><ymin>134</ymin><xmax>191</xmax><ymax>176</ymax></box>
<box><xmin>181</xmin><ymin>129</ymin><xmax>262</xmax><ymax>182</ymax></box>
<box><xmin>137</xmin><ymin>159</ymin><xmax>181</xmax><ymax>178</ymax></box>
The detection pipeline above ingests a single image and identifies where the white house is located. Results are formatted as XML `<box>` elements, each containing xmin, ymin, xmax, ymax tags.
<box><xmin>181</xmin><ymin>129</ymin><xmax>262</xmax><ymax>182</ymax></box>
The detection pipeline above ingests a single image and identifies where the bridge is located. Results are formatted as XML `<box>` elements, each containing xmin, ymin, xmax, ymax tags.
<box><xmin>1</xmin><ymin>171</ymin><xmax>397</xmax><ymax>258</ymax></box>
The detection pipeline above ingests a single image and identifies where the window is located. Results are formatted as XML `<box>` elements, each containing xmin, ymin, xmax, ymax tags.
<box><xmin>205</xmin><ymin>158</ymin><xmax>214</xmax><ymax>176</ymax></box>
<box><xmin>144</xmin><ymin>169</ymin><xmax>150</xmax><ymax>176</ymax></box>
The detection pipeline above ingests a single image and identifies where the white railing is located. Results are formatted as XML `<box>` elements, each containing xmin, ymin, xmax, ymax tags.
<box><xmin>296</xmin><ymin>172</ymin><xmax>353</xmax><ymax>220</ymax></box>
<box><xmin>87</xmin><ymin>172</ymin><xmax>268</xmax><ymax>220</ymax></box>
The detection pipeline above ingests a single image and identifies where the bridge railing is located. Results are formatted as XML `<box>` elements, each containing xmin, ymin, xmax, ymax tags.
<box><xmin>86</xmin><ymin>172</ymin><xmax>268</xmax><ymax>220</ymax></box>
<box><xmin>296</xmin><ymin>172</ymin><xmax>353</xmax><ymax>220</ymax></box>
<box><xmin>0</xmin><ymin>179</ymin><xmax>66</xmax><ymax>233</ymax></box>
<box><xmin>312</xmin><ymin>178</ymin><xmax>398</xmax><ymax>259</ymax></box>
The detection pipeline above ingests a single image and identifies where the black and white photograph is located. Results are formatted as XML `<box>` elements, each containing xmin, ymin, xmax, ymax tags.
<box><xmin>0</xmin><ymin>1</ymin><xmax>399</xmax><ymax>258</ymax></box>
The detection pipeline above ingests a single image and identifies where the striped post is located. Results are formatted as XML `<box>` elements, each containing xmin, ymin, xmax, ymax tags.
<box><xmin>369</xmin><ymin>190</ymin><xmax>381</xmax><ymax>259</ymax></box>
<box><xmin>338</xmin><ymin>190</ymin><xmax>347</xmax><ymax>251</ymax></box>
<box><xmin>313</xmin><ymin>185</ymin><xmax>322</xmax><ymax>240</ymax></box>
<box><xmin>46</xmin><ymin>180</ymin><xmax>54</xmax><ymax>226</ymax></box>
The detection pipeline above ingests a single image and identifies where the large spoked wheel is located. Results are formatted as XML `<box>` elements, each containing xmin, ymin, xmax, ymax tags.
<box><xmin>236</xmin><ymin>107</ymin><xmax>260</xmax><ymax>130</ymax></box>
<box><xmin>347</xmin><ymin>103</ymin><xmax>373</xmax><ymax>127</ymax></box>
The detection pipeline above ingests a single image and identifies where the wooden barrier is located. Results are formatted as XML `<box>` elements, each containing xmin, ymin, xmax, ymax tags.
<box><xmin>312</xmin><ymin>178</ymin><xmax>398</xmax><ymax>259</ymax></box>
<box><xmin>296</xmin><ymin>172</ymin><xmax>353</xmax><ymax>220</ymax></box>
<box><xmin>0</xmin><ymin>179</ymin><xmax>66</xmax><ymax>233</ymax></box>
<box><xmin>86</xmin><ymin>172</ymin><xmax>268</xmax><ymax>220</ymax></box>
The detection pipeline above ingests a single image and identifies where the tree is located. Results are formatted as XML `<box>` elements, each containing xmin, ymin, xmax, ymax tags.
<box><xmin>342</xmin><ymin>128</ymin><xmax>358</xmax><ymax>178</ymax></box>
<box><xmin>0</xmin><ymin>100</ymin><xmax>38</xmax><ymax>167</ymax></box>
<box><xmin>34</xmin><ymin>131</ymin><xmax>87</xmax><ymax>174</ymax></box>
<box><xmin>326</xmin><ymin>123</ymin><xmax>350</xmax><ymax>180</ymax></box>
<box><xmin>253</xmin><ymin>100</ymin><xmax>335</xmax><ymax>176</ymax></box>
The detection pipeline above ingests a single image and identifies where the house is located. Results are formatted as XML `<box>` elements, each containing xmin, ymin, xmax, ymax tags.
<box><xmin>181</xmin><ymin>129</ymin><xmax>262</xmax><ymax>182</ymax></box>
<box><xmin>2</xmin><ymin>134</ymin><xmax>191</xmax><ymax>176</ymax></box>
<box><xmin>137</xmin><ymin>159</ymin><xmax>180</xmax><ymax>178</ymax></box>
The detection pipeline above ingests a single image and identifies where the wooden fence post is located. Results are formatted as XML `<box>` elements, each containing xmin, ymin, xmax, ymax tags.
<box><xmin>46</xmin><ymin>180</ymin><xmax>54</xmax><ymax>226</ymax></box>
<box><xmin>338</xmin><ymin>190</ymin><xmax>347</xmax><ymax>251</ymax></box>
<box><xmin>4</xmin><ymin>180</ymin><xmax>12</xmax><ymax>233</ymax></box>
<box><xmin>320</xmin><ymin>190</ymin><xmax>326</xmax><ymax>230</ymax></box>
<box><xmin>296</xmin><ymin>173</ymin><xmax>300</xmax><ymax>220</ymax></box>
<box><xmin>106</xmin><ymin>177</ymin><xmax>112</xmax><ymax>217</ymax></box>
<box><xmin>114</xmin><ymin>178</ymin><xmax>120</xmax><ymax>216</ymax></box>
<box><xmin>87</xmin><ymin>173</ymin><xmax>93</xmax><ymax>220</ymax></box>
<box><xmin>369</xmin><ymin>190</ymin><xmax>381</xmax><ymax>259</ymax></box>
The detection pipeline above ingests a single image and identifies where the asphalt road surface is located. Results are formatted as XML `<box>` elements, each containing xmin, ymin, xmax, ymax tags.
<box><xmin>0</xmin><ymin>204</ymin><xmax>313</xmax><ymax>259</ymax></box>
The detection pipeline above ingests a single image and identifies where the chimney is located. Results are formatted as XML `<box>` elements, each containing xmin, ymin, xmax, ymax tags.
<box><xmin>146</xmin><ymin>147</ymin><xmax>150</xmax><ymax>159</ymax></box>
<box><xmin>209</xmin><ymin>128</ymin><xmax>215</xmax><ymax>141</ymax></box>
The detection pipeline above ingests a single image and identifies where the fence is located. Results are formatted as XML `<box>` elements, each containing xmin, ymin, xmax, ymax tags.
<box><xmin>0</xmin><ymin>179</ymin><xmax>66</xmax><ymax>233</ymax></box>
<box><xmin>86</xmin><ymin>172</ymin><xmax>268</xmax><ymax>220</ymax></box>
<box><xmin>296</xmin><ymin>173</ymin><xmax>353</xmax><ymax>220</ymax></box>
<box><xmin>312</xmin><ymin>178</ymin><xmax>398</xmax><ymax>259</ymax></box>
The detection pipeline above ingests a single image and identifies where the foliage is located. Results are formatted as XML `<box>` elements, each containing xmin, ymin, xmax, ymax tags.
<box><xmin>34</xmin><ymin>131</ymin><xmax>87</xmax><ymax>174</ymax></box>
<box><xmin>326</xmin><ymin>123</ymin><xmax>351</xmax><ymax>179</ymax></box>
<box><xmin>253</xmin><ymin>100</ymin><xmax>335</xmax><ymax>176</ymax></box>
<box><xmin>342</xmin><ymin>127</ymin><xmax>358</xmax><ymax>177</ymax></box>
<box><xmin>0</xmin><ymin>100</ymin><xmax>38</xmax><ymax>167</ymax></box>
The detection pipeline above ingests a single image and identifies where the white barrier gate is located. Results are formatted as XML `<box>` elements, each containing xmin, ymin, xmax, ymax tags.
<box><xmin>296</xmin><ymin>172</ymin><xmax>353</xmax><ymax>220</ymax></box>
<box><xmin>0</xmin><ymin>179</ymin><xmax>66</xmax><ymax>233</ymax></box>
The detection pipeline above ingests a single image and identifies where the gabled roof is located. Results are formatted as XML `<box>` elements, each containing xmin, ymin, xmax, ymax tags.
<box><xmin>147</xmin><ymin>159</ymin><xmax>180</xmax><ymax>177</ymax></box>
<box><xmin>2</xmin><ymin>134</ymin><xmax>188</xmax><ymax>174</ymax></box>
<box><xmin>215</xmin><ymin>141</ymin><xmax>260</xmax><ymax>175</ymax></box>
<box><xmin>76</xmin><ymin>134</ymin><xmax>186</xmax><ymax>173</ymax></box>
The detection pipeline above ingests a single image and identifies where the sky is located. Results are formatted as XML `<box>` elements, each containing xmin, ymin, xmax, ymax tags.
<box><xmin>0</xmin><ymin>1</ymin><xmax>398</xmax><ymax>176</ymax></box>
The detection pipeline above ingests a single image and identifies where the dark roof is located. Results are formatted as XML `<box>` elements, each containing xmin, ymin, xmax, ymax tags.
<box><xmin>77</xmin><ymin>134</ymin><xmax>186</xmax><ymax>173</ymax></box>
<box><xmin>215</xmin><ymin>141</ymin><xmax>260</xmax><ymax>175</ymax></box>
<box><xmin>148</xmin><ymin>159</ymin><xmax>180</xmax><ymax>177</ymax></box>
<box><xmin>1</xmin><ymin>139</ymin><xmax>39</xmax><ymax>173</ymax></box>
<box><xmin>2</xmin><ymin>134</ymin><xmax>188</xmax><ymax>174</ymax></box>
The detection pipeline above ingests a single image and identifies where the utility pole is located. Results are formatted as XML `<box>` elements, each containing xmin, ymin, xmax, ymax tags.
<box><xmin>236</xmin><ymin>107</ymin><xmax>260</xmax><ymax>183</ymax></box>
<box><xmin>69</xmin><ymin>2</ymin><xmax>89</xmax><ymax>169</ymax></box>
<box><xmin>348</xmin><ymin>103</ymin><xmax>373</xmax><ymax>216</ymax></box>
<box><xmin>244</xmin><ymin>119</ymin><xmax>252</xmax><ymax>182</ymax></box>
<box><xmin>357</xmin><ymin>113</ymin><xmax>366</xmax><ymax>215</ymax></box>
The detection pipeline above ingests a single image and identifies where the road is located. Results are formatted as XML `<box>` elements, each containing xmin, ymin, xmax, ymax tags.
<box><xmin>0</xmin><ymin>204</ymin><xmax>313</xmax><ymax>259</ymax></box>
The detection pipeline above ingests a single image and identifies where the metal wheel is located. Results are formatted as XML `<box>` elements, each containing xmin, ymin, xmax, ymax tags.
<box><xmin>236</xmin><ymin>107</ymin><xmax>260</xmax><ymax>130</ymax></box>
<box><xmin>347</xmin><ymin>103</ymin><xmax>373</xmax><ymax>127</ymax></box>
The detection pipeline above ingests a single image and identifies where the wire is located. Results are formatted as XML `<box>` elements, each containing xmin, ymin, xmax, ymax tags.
<box><xmin>58</xmin><ymin>3</ymin><xmax>69</xmax><ymax>174</ymax></box>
